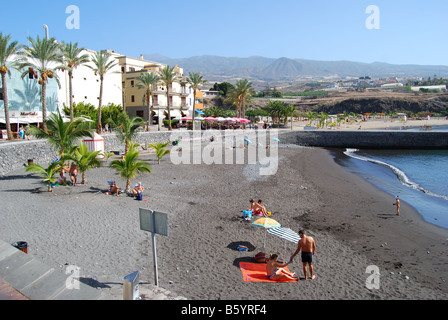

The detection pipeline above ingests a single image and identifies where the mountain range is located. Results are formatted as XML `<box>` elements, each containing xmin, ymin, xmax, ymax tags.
<box><xmin>144</xmin><ymin>54</ymin><xmax>448</xmax><ymax>83</ymax></box>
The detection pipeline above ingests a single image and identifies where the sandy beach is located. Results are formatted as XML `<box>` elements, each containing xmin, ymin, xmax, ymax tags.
<box><xmin>1</xmin><ymin>134</ymin><xmax>447</xmax><ymax>301</ymax></box>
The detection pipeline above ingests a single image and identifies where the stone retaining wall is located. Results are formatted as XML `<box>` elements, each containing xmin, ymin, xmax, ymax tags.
<box><xmin>278</xmin><ymin>130</ymin><xmax>448</xmax><ymax>149</ymax></box>
<box><xmin>2</xmin><ymin>129</ymin><xmax>447</xmax><ymax>176</ymax></box>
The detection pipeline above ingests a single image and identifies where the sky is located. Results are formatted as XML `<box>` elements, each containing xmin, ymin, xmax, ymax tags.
<box><xmin>1</xmin><ymin>0</ymin><xmax>447</xmax><ymax>66</ymax></box>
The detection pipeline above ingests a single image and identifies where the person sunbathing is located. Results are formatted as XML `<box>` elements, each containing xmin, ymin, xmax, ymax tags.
<box><xmin>266</xmin><ymin>254</ymin><xmax>298</xmax><ymax>281</ymax></box>
<box><xmin>253</xmin><ymin>200</ymin><xmax>269</xmax><ymax>217</ymax></box>
<box><xmin>133</xmin><ymin>182</ymin><xmax>144</xmax><ymax>199</ymax></box>
<box><xmin>109</xmin><ymin>182</ymin><xmax>122</xmax><ymax>196</ymax></box>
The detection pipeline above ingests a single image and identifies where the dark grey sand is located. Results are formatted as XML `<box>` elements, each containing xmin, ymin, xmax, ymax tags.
<box><xmin>0</xmin><ymin>143</ymin><xmax>447</xmax><ymax>300</ymax></box>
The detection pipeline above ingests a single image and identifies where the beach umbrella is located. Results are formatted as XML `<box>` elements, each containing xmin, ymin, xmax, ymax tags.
<box><xmin>252</xmin><ymin>217</ymin><xmax>280</xmax><ymax>228</ymax></box>
<box><xmin>181</xmin><ymin>117</ymin><xmax>193</xmax><ymax>121</ymax></box>
<box><xmin>204</xmin><ymin>117</ymin><xmax>218</xmax><ymax>122</ymax></box>
<box><xmin>273</xmin><ymin>138</ymin><xmax>280</xmax><ymax>142</ymax></box>
<box><xmin>268</xmin><ymin>227</ymin><xmax>301</xmax><ymax>261</ymax></box>
<box><xmin>252</xmin><ymin>217</ymin><xmax>281</xmax><ymax>248</ymax></box>
<box><xmin>267</xmin><ymin>227</ymin><xmax>301</xmax><ymax>243</ymax></box>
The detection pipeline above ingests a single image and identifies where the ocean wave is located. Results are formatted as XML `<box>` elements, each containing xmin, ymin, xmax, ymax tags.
<box><xmin>344</xmin><ymin>149</ymin><xmax>448</xmax><ymax>201</ymax></box>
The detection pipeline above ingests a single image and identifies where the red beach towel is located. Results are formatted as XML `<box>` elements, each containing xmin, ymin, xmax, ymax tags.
<box><xmin>239</xmin><ymin>262</ymin><xmax>297</xmax><ymax>283</ymax></box>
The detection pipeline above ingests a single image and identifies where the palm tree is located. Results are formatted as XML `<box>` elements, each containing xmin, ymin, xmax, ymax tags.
<box><xmin>158</xmin><ymin>65</ymin><xmax>181</xmax><ymax>131</ymax></box>
<box><xmin>318</xmin><ymin>112</ymin><xmax>329</xmax><ymax>128</ymax></box>
<box><xmin>286</xmin><ymin>105</ymin><xmax>296</xmax><ymax>130</ymax></box>
<box><xmin>136</xmin><ymin>72</ymin><xmax>160</xmax><ymax>131</ymax></box>
<box><xmin>112</xmin><ymin>112</ymin><xmax>145</xmax><ymax>155</ymax></box>
<box><xmin>233</xmin><ymin>79</ymin><xmax>254</xmax><ymax>127</ymax></box>
<box><xmin>305</xmin><ymin>111</ymin><xmax>316</xmax><ymax>126</ymax></box>
<box><xmin>110</xmin><ymin>143</ymin><xmax>152</xmax><ymax>193</ymax></box>
<box><xmin>148</xmin><ymin>142</ymin><xmax>170</xmax><ymax>164</ymax></box>
<box><xmin>25</xmin><ymin>160</ymin><xmax>63</xmax><ymax>192</ymax></box>
<box><xmin>57</xmin><ymin>42</ymin><xmax>90</xmax><ymax>120</ymax></box>
<box><xmin>27</xmin><ymin>111</ymin><xmax>93</xmax><ymax>158</ymax></box>
<box><xmin>0</xmin><ymin>33</ymin><xmax>21</xmax><ymax>140</ymax></box>
<box><xmin>18</xmin><ymin>35</ymin><xmax>61</xmax><ymax>133</ymax></box>
<box><xmin>61</xmin><ymin>142</ymin><xmax>101</xmax><ymax>184</ymax></box>
<box><xmin>265</xmin><ymin>100</ymin><xmax>286</xmax><ymax>126</ymax></box>
<box><xmin>186</xmin><ymin>72</ymin><xmax>207</xmax><ymax>130</ymax></box>
<box><xmin>88</xmin><ymin>51</ymin><xmax>118</xmax><ymax>133</ymax></box>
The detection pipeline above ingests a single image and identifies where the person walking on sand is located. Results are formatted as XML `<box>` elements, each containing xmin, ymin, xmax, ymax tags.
<box><xmin>393</xmin><ymin>195</ymin><xmax>400</xmax><ymax>216</ymax></box>
<box><xmin>290</xmin><ymin>230</ymin><xmax>316</xmax><ymax>280</ymax></box>
<box><xmin>266</xmin><ymin>254</ymin><xmax>298</xmax><ymax>281</ymax></box>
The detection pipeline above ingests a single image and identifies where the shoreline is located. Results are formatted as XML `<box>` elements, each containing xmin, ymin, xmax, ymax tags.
<box><xmin>304</xmin><ymin>147</ymin><xmax>448</xmax><ymax>295</ymax></box>
<box><xmin>0</xmin><ymin>143</ymin><xmax>447</xmax><ymax>300</ymax></box>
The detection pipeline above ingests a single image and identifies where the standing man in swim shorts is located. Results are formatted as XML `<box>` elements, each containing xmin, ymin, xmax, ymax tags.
<box><xmin>290</xmin><ymin>230</ymin><xmax>316</xmax><ymax>280</ymax></box>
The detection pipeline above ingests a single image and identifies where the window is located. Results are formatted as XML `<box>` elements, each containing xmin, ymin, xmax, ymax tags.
<box><xmin>131</xmin><ymin>95</ymin><xmax>135</xmax><ymax>103</ymax></box>
<box><xmin>131</xmin><ymin>80</ymin><xmax>134</xmax><ymax>87</ymax></box>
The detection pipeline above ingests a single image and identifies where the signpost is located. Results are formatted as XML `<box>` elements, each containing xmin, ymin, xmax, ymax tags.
<box><xmin>139</xmin><ymin>209</ymin><xmax>169</xmax><ymax>287</ymax></box>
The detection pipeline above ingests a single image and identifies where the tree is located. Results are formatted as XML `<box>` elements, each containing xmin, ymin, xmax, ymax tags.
<box><xmin>187</xmin><ymin>72</ymin><xmax>208</xmax><ymax>130</ymax></box>
<box><xmin>211</xmin><ymin>82</ymin><xmax>234</xmax><ymax>97</ymax></box>
<box><xmin>285</xmin><ymin>105</ymin><xmax>296</xmax><ymax>130</ymax></box>
<box><xmin>136</xmin><ymin>72</ymin><xmax>160</xmax><ymax>131</ymax></box>
<box><xmin>305</xmin><ymin>111</ymin><xmax>316</xmax><ymax>126</ymax></box>
<box><xmin>61</xmin><ymin>142</ymin><xmax>101</xmax><ymax>184</ymax></box>
<box><xmin>57</xmin><ymin>42</ymin><xmax>90</xmax><ymax>120</ymax></box>
<box><xmin>265</xmin><ymin>100</ymin><xmax>287</xmax><ymax>125</ymax></box>
<box><xmin>0</xmin><ymin>33</ymin><xmax>21</xmax><ymax>140</ymax></box>
<box><xmin>18</xmin><ymin>35</ymin><xmax>61</xmax><ymax>133</ymax></box>
<box><xmin>112</xmin><ymin>112</ymin><xmax>145</xmax><ymax>155</ymax></box>
<box><xmin>110</xmin><ymin>142</ymin><xmax>152</xmax><ymax>193</ymax></box>
<box><xmin>88</xmin><ymin>51</ymin><xmax>118</xmax><ymax>133</ymax></box>
<box><xmin>25</xmin><ymin>160</ymin><xmax>63</xmax><ymax>192</ymax></box>
<box><xmin>158</xmin><ymin>65</ymin><xmax>181</xmax><ymax>131</ymax></box>
<box><xmin>27</xmin><ymin>111</ymin><xmax>93</xmax><ymax>158</ymax></box>
<box><xmin>230</xmin><ymin>79</ymin><xmax>255</xmax><ymax>127</ymax></box>
<box><xmin>148</xmin><ymin>142</ymin><xmax>170</xmax><ymax>164</ymax></box>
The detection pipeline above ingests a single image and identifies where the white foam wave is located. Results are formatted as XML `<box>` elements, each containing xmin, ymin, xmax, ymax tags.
<box><xmin>344</xmin><ymin>149</ymin><xmax>448</xmax><ymax>201</ymax></box>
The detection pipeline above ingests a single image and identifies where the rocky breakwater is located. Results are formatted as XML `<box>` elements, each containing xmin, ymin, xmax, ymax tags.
<box><xmin>0</xmin><ymin>140</ymin><xmax>57</xmax><ymax>176</ymax></box>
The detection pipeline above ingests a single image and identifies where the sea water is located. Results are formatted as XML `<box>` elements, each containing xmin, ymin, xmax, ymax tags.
<box><xmin>334</xmin><ymin>148</ymin><xmax>448</xmax><ymax>230</ymax></box>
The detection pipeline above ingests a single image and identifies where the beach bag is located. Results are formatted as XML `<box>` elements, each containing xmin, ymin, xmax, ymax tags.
<box><xmin>255</xmin><ymin>252</ymin><xmax>266</xmax><ymax>263</ymax></box>
<box><xmin>242</xmin><ymin>210</ymin><xmax>252</xmax><ymax>220</ymax></box>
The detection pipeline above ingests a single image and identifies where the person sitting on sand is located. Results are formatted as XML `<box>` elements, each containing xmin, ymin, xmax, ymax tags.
<box><xmin>249</xmin><ymin>199</ymin><xmax>255</xmax><ymax>212</ymax></box>
<box><xmin>253</xmin><ymin>200</ymin><xmax>269</xmax><ymax>217</ymax></box>
<box><xmin>133</xmin><ymin>182</ymin><xmax>144</xmax><ymax>199</ymax></box>
<box><xmin>58</xmin><ymin>168</ymin><xmax>68</xmax><ymax>186</ymax></box>
<box><xmin>290</xmin><ymin>230</ymin><xmax>316</xmax><ymax>280</ymax></box>
<box><xmin>266</xmin><ymin>254</ymin><xmax>298</xmax><ymax>281</ymax></box>
<box><xmin>110</xmin><ymin>182</ymin><xmax>122</xmax><ymax>196</ymax></box>
<box><xmin>69</xmin><ymin>162</ymin><xmax>79</xmax><ymax>186</ymax></box>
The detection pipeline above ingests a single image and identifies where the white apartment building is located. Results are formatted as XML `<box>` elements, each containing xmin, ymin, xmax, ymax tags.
<box><xmin>58</xmin><ymin>49</ymin><xmax>123</xmax><ymax>110</ymax></box>
<box><xmin>1</xmin><ymin>49</ymin><xmax>194</xmax><ymax>135</ymax></box>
